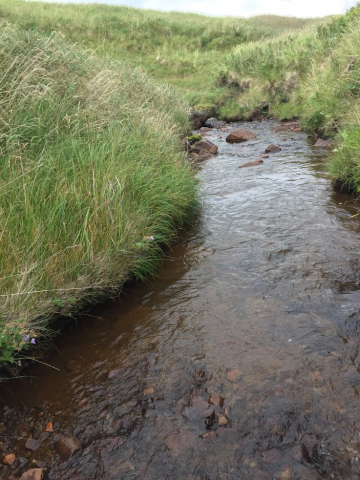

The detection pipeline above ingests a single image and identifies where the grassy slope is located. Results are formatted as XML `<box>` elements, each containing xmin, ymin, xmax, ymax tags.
<box><xmin>0</xmin><ymin>21</ymin><xmax>198</xmax><ymax>365</ymax></box>
<box><xmin>0</xmin><ymin>1</ymin><xmax>322</xmax><ymax>106</ymax></box>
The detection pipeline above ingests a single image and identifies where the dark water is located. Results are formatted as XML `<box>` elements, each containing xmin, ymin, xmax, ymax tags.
<box><xmin>2</xmin><ymin>121</ymin><xmax>360</xmax><ymax>480</ymax></box>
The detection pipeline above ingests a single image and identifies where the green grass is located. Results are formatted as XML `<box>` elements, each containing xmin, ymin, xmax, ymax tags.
<box><xmin>0</xmin><ymin>21</ymin><xmax>198</xmax><ymax>365</ymax></box>
<box><xmin>0</xmin><ymin>1</ymin><xmax>324</xmax><ymax>106</ymax></box>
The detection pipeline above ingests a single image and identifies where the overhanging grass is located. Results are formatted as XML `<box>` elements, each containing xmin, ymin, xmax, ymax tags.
<box><xmin>0</xmin><ymin>21</ymin><xmax>198</xmax><ymax>364</ymax></box>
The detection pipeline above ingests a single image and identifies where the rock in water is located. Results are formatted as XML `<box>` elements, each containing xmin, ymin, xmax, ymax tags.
<box><xmin>314</xmin><ymin>138</ymin><xmax>334</xmax><ymax>149</ymax></box>
<box><xmin>19</xmin><ymin>469</ymin><xmax>46</xmax><ymax>480</ymax></box>
<box><xmin>226</xmin><ymin>129</ymin><xmax>256</xmax><ymax>143</ymax></box>
<box><xmin>238</xmin><ymin>159</ymin><xmax>264</xmax><ymax>168</ymax></box>
<box><xmin>192</xmin><ymin>140</ymin><xmax>218</xmax><ymax>154</ymax></box>
<box><xmin>265</xmin><ymin>144</ymin><xmax>281</xmax><ymax>153</ymax></box>
<box><xmin>205</xmin><ymin>118</ymin><xmax>226</xmax><ymax>128</ymax></box>
<box><xmin>55</xmin><ymin>436</ymin><xmax>82</xmax><ymax>461</ymax></box>
<box><xmin>3</xmin><ymin>453</ymin><xmax>15</xmax><ymax>465</ymax></box>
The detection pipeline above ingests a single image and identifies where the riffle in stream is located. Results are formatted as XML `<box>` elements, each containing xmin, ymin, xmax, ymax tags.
<box><xmin>1</xmin><ymin>121</ymin><xmax>360</xmax><ymax>480</ymax></box>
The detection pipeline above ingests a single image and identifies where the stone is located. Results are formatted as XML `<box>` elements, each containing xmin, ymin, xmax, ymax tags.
<box><xmin>25</xmin><ymin>438</ymin><xmax>41</xmax><ymax>452</ymax></box>
<box><xmin>55</xmin><ymin>436</ymin><xmax>82</xmax><ymax>461</ymax></box>
<box><xmin>65</xmin><ymin>359</ymin><xmax>80</xmax><ymax>373</ymax></box>
<box><xmin>45</xmin><ymin>422</ymin><xmax>53</xmax><ymax>433</ymax></box>
<box><xmin>143</xmin><ymin>388</ymin><xmax>154</xmax><ymax>396</ymax></box>
<box><xmin>200</xmin><ymin>127</ymin><xmax>212</xmax><ymax>132</ymax></box>
<box><xmin>314</xmin><ymin>138</ymin><xmax>334</xmax><ymax>150</ymax></box>
<box><xmin>209</xmin><ymin>394</ymin><xmax>224</xmax><ymax>407</ymax></box>
<box><xmin>192</xmin><ymin>140</ymin><xmax>218</xmax><ymax>154</ymax></box>
<box><xmin>274</xmin><ymin>122</ymin><xmax>301</xmax><ymax>132</ymax></box>
<box><xmin>239</xmin><ymin>159</ymin><xmax>264</xmax><ymax>168</ymax></box>
<box><xmin>199</xmin><ymin>431</ymin><xmax>217</xmax><ymax>440</ymax></box>
<box><xmin>226</xmin><ymin>369</ymin><xmax>243</xmax><ymax>382</ymax></box>
<box><xmin>209</xmin><ymin>145</ymin><xmax>218</xmax><ymax>154</ymax></box>
<box><xmin>183</xmin><ymin>396</ymin><xmax>214</xmax><ymax>422</ymax></box>
<box><xmin>218</xmin><ymin>415</ymin><xmax>228</xmax><ymax>426</ymax></box>
<box><xmin>265</xmin><ymin>144</ymin><xmax>281</xmax><ymax>153</ymax></box>
<box><xmin>19</xmin><ymin>469</ymin><xmax>46</xmax><ymax>480</ymax></box>
<box><xmin>3</xmin><ymin>453</ymin><xmax>16</xmax><ymax>465</ymax></box>
<box><xmin>205</xmin><ymin>118</ymin><xmax>226</xmax><ymax>128</ymax></box>
<box><xmin>226</xmin><ymin>129</ymin><xmax>257</xmax><ymax>143</ymax></box>
<box><xmin>262</xmin><ymin>154</ymin><xmax>269</xmax><ymax>158</ymax></box>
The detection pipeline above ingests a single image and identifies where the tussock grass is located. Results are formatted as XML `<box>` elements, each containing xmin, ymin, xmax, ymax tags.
<box><xmin>0</xmin><ymin>0</ymin><xmax>322</xmax><ymax>106</ymax></box>
<box><xmin>0</xmin><ymin>21</ymin><xmax>198</xmax><ymax>363</ymax></box>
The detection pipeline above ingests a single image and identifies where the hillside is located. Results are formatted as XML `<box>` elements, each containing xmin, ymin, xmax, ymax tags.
<box><xmin>0</xmin><ymin>1</ymin><xmax>325</xmax><ymax>106</ymax></box>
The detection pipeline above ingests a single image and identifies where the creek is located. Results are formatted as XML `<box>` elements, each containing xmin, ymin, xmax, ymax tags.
<box><xmin>1</xmin><ymin>121</ymin><xmax>360</xmax><ymax>480</ymax></box>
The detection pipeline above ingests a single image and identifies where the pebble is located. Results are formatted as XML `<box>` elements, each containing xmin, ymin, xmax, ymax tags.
<box><xmin>19</xmin><ymin>468</ymin><xmax>46</xmax><ymax>480</ymax></box>
<box><xmin>218</xmin><ymin>415</ymin><xmax>228</xmax><ymax>426</ymax></box>
<box><xmin>55</xmin><ymin>436</ymin><xmax>82</xmax><ymax>461</ymax></box>
<box><xmin>226</xmin><ymin>369</ymin><xmax>243</xmax><ymax>382</ymax></box>
<box><xmin>209</xmin><ymin>394</ymin><xmax>224</xmax><ymax>407</ymax></box>
<box><xmin>3</xmin><ymin>453</ymin><xmax>16</xmax><ymax>465</ymax></box>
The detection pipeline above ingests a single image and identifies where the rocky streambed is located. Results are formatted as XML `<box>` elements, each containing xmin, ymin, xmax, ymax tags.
<box><xmin>1</xmin><ymin>120</ymin><xmax>360</xmax><ymax>480</ymax></box>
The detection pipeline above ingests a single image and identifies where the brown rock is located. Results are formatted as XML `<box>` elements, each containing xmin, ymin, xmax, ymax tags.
<box><xmin>239</xmin><ymin>159</ymin><xmax>264</xmax><ymax>168</ymax></box>
<box><xmin>274</xmin><ymin>122</ymin><xmax>301</xmax><ymax>132</ymax></box>
<box><xmin>314</xmin><ymin>138</ymin><xmax>334</xmax><ymax>150</ymax></box>
<box><xmin>65</xmin><ymin>359</ymin><xmax>80</xmax><ymax>372</ymax></box>
<box><xmin>293</xmin><ymin>128</ymin><xmax>302</xmax><ymax>132</ymax></box>
<box><xmin>143</xmin><ymin>388</ymin><xmax>154</xmax><ymax>396</ymax></box>
<box><xmin>226</xmin><ymin>369</ymin><xmax>243</xmax><ymax>382</ymax></box>
<box><xmin>265</xmin><ymin>144</ymin><xmax>281</xmax><ymax>153</ymax></box>
<box><xmin>209</xmin><ymin>394</ymin><xmax>224</xmax><ymax>407</ymax></box>
<box><xmin>226</xmin><ymin>129</ymin><xmax>256</xmax><ymax>143</ymax></box>
<box><xmin>208</xmin><ymin>145</ymin><xmax>218</xmax><ymax>154</ymax></box>
<box><xmin>3</xmin><ymin>453</ymin><xmax>15</xmax><ymax>465</ymax></box>
<box><xmin>31</xmin><ymin>460</ymin><xmax>47</xmax><ymax>468</ymax></box>
<box><xmin>218</xmin><ymin>415</ymin><xmax>228</xmax><ymax>426</ymax></box>
<box><xmin>55</xmin><ymin>436</ymin><xmax>82</xmax><ymax>461</ymax></box>
<box><xmin>192</xmin><ymin>140</ymin><xmax>217</xmax><ymax>154</ymax></box>
<box><xmin>19</xmin><ymin>469</ymin><xmax>46</xmax><ymax>480</ymax></box>
<box><xmin>45</xmin><ymin>422</ymin><xmax>53</xmax><ymax>433</ymax></box>
<box><xmin>262</xmin><ymin>154</ymin><xmax>269</xmax><ymax>158</ymax></box>
<box><xmin>199</xmin><ymin>431</ymin><xmax>217</xmax><ymax>440</ymax></box>
<box><xmin>200</xmin><ymin>127</ymin><xmax>212</xmax><ymax>132</ymax></box>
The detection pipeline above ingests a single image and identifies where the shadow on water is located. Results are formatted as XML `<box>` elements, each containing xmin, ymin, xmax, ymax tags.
<box><xmin>2</xmin><ymin>121</ymin><xmax>360</xmax><ymax>479</ymax></box>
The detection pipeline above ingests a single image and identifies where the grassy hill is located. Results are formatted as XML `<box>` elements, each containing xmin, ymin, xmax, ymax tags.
<box><xmin>0</xmin><ymin>1</ymin><xmax>324</xmax><ymax>106</ymax></box>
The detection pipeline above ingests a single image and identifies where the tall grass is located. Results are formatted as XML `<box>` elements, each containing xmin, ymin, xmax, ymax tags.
<box><xmin>0</xmin><ymin>21</ymin><xmax>198</xmax><ymax>363</ymax></box>
<box><xmin>0</xmin><ymin>0</ymin><xmax>323</xmax><ymax>106</ymax></box>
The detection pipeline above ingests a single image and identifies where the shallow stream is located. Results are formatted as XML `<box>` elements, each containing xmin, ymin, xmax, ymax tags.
<box><xmin>2</xmin><ymin>121</ymin><xmax>360</xmax><ymax>479</ymax></box>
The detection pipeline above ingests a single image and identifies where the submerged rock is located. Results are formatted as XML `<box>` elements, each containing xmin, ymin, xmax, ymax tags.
<box><xmin>209</xmin><ymin>394</ymin><xmax>224</xmax><ymax>407</ymax></box>
<box><xmin>3</xmin><ymin>453</ymin><xmax>15</xmax><ymax>465</ymax></box>
<box><xmin>55</xmin><ymin>436</ymin><xmax>82</xmax><ymax>461</ymax></box>
<box><xmin>226</xmin><ymin>129</ymin><xmax>256</xmax><ymax>143</ymax></box>
<box><xmin>19</xmin><ymin>469</ymin><xmax>46</xmax><ymax>480</ymax></box>
<box><xmin>314</xmin><ymin>138</ymin><xmax>334</xmax><ymax>150</ymax></box>
<box><xmin>239</xmin><ymin>159</ymin><xmax>264</xmax><ymax>168</ymax></box>
<box><xmin>226</xmin><ymin>369</ymin><xmax>243</xmax><ymax>382</ymax></box>
<box><xmin>274</xmin><ymin>122</ymin><xmax>301</xmax><ymax>132</ymax></box>
<box><xmin>265</xmin><ymin>144</ymin><xmax>281</xmax><ymax>153</ymax></box>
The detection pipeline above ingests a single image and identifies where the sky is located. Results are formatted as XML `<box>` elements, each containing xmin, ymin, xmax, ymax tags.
<box><xmin>35</xmin><ymin>0</ymin><xmax>359</xmax><ymax>18</ymax></box>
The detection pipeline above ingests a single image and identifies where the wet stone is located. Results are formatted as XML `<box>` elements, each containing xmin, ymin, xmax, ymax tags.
<box><xmin>226</xmin><ymin>369</ymin><xmax>243</xmax><ymax>382</ymax></box>
<box><xmin>3</xmin><ymin>453</ymin><xmax>16</xmax><ymax>465</ymax></box>
<box><xmin>209</xmin><ymin>394</ymin><xmax>224</xmax><ymax>407</ymax></box>
<box><xmin>55</xmin><ymin>436</ymin><xmax>82</xmax><ymax>461</ymax></box>
<box><xmin>25</xmin><ymin>438</ymin><xmax>41</xmax><ymax>452</ymax></box>
<box><xmin>0</xmin><ymin>442</ymin><xmax>9</xmax><ymax>453</ymax></box>
<box><xmin>265</xmin><ymin>144</ymin><xmax>281</xmax><ymax>153</ymax></box>
<box><xmin>199</xmin><ymin>431</ymin><xmax>217</xmax><ymax>440</ymax></box>
<box><xmin>218</xmin><ymin>415</ymin><xmax>228</xmax><ymax>426</ymax></box>
<box><xmin>19</xmin><ymin>468</ymin><xmax>46</xmax><ymax>480</ymax></box>
<box><xmin>239</xmin><ymin>159</ymin><xmax>264</xmax><ymax>168</ymax></box>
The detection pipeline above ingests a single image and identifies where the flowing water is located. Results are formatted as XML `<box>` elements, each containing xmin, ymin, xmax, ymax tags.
<box><xmin>2</xmin><ymin>121</ymin><xmax>360</xmax><ymax>480</ymax></box>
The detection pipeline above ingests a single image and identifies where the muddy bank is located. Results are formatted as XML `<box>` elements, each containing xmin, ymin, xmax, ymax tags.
<box><xmin>1</xmin><ymin>121</ymin><xmax>360</xmax><ymax>480</ymax></box>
